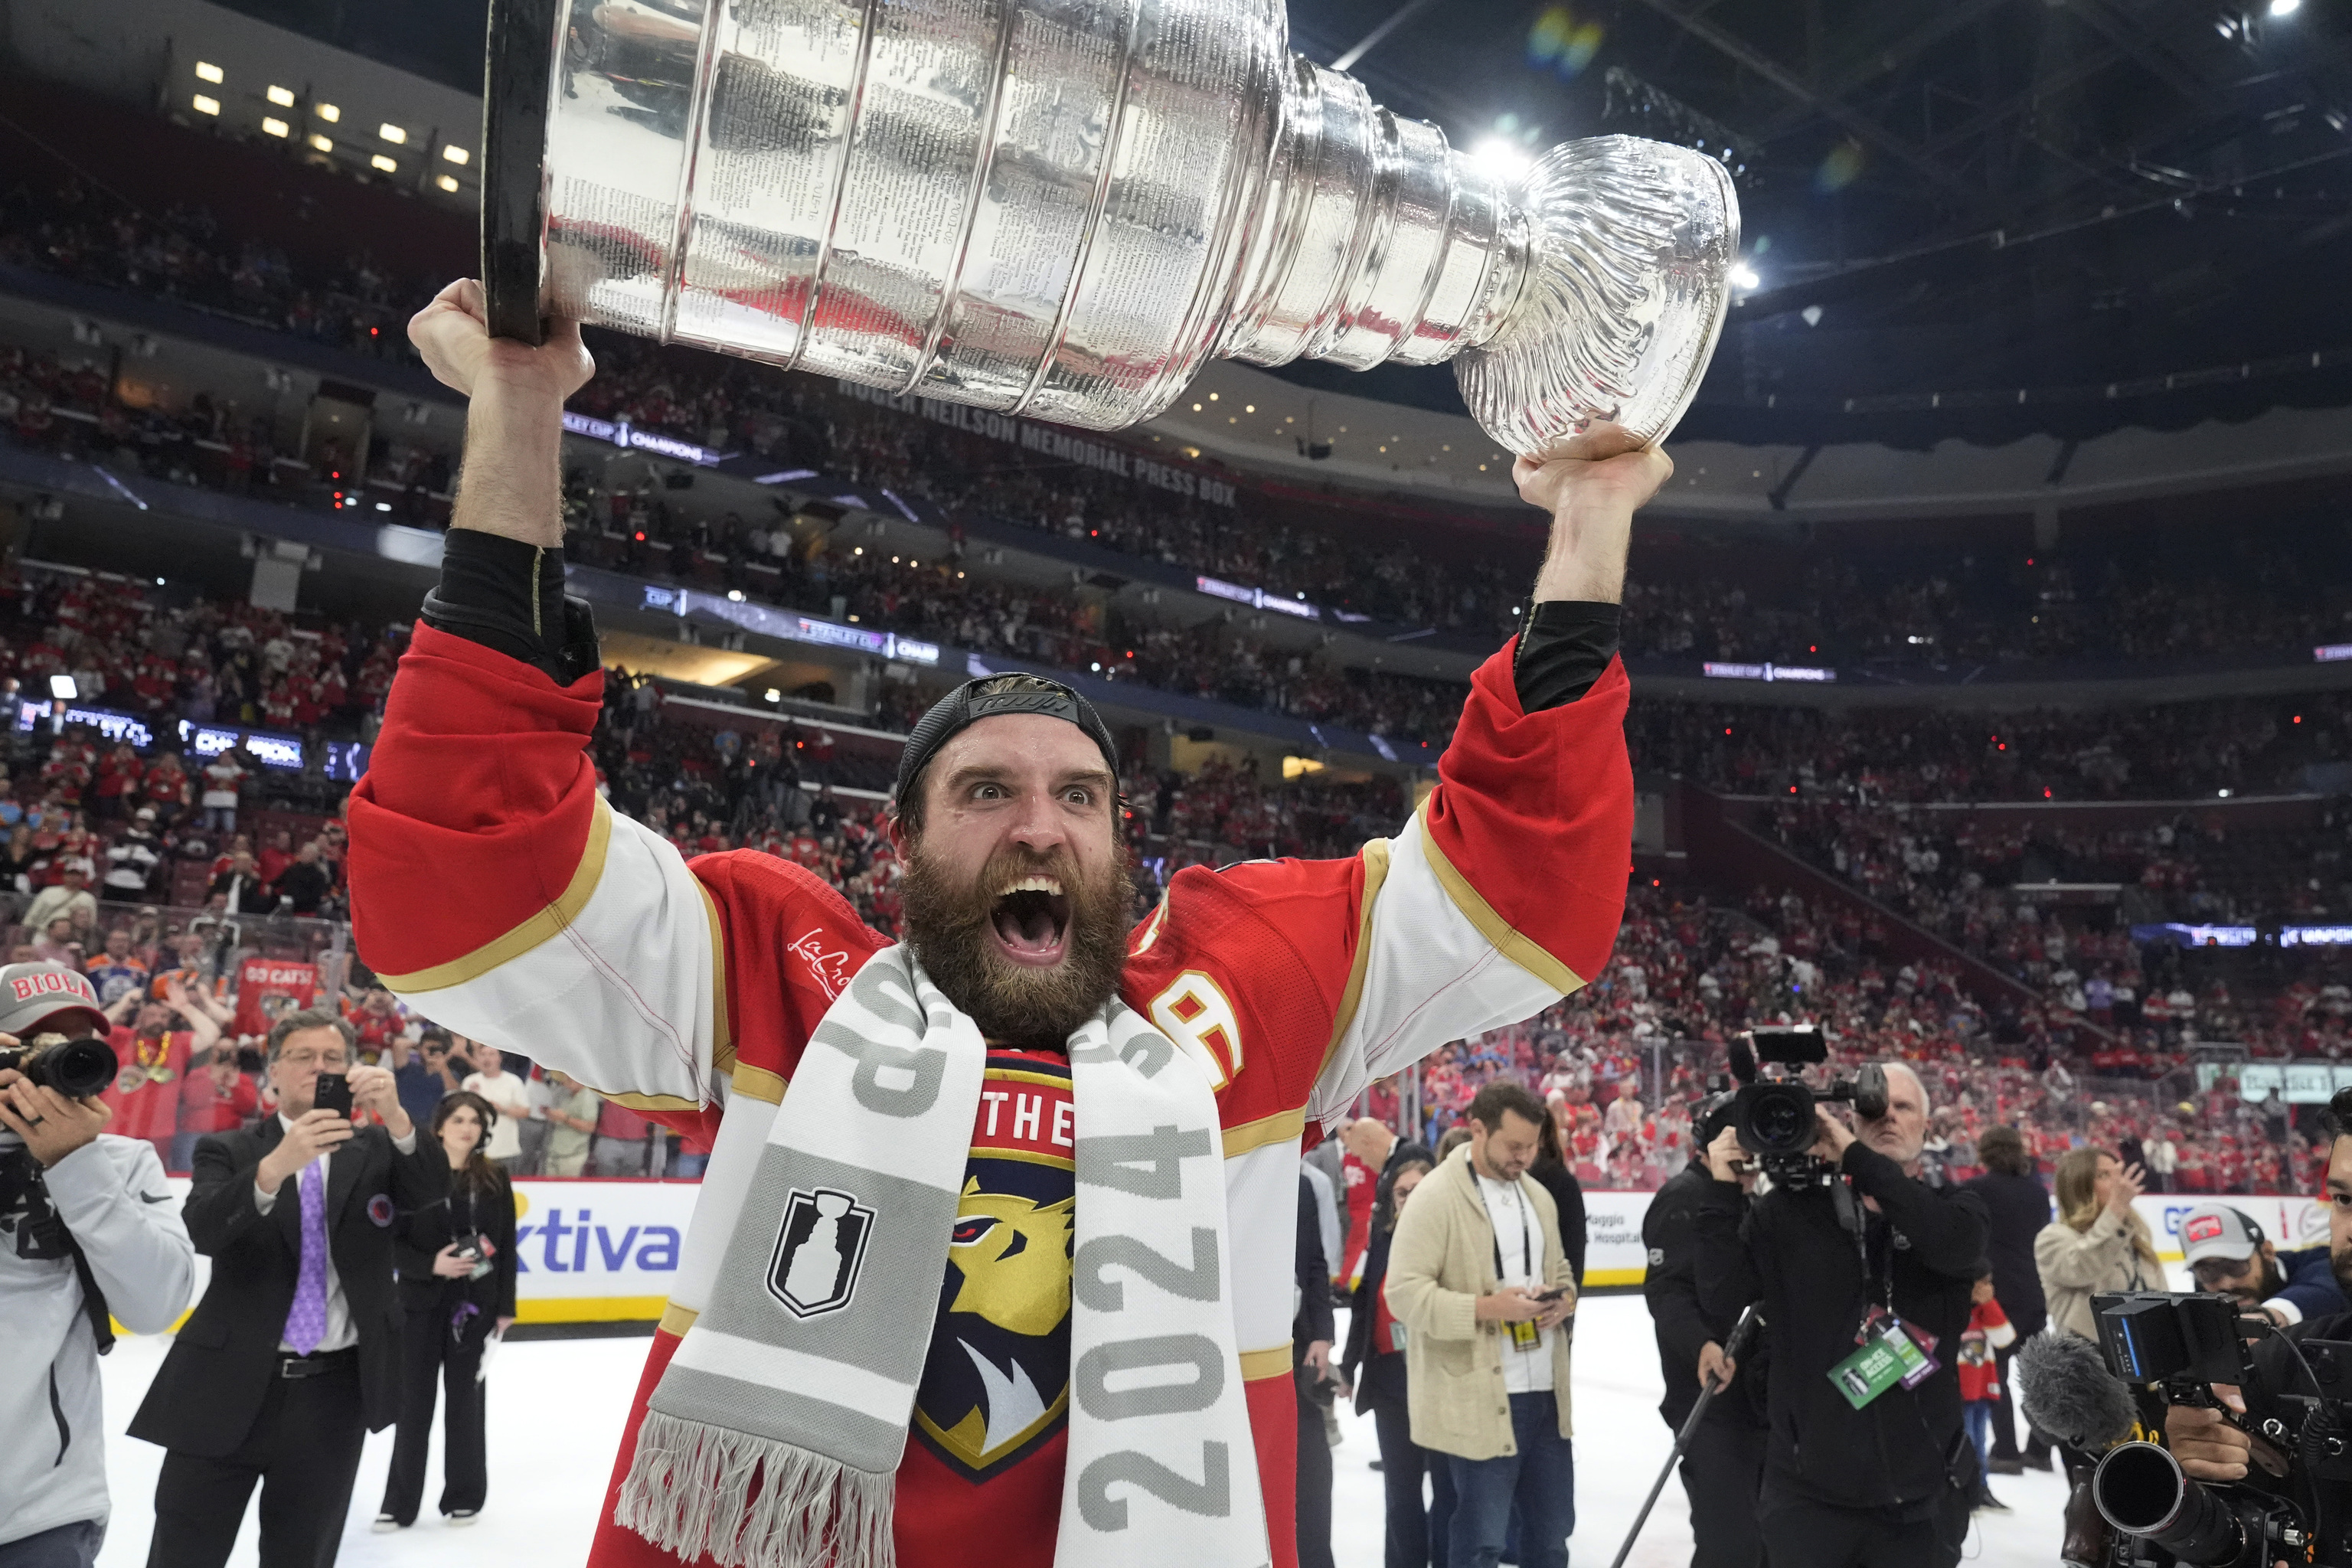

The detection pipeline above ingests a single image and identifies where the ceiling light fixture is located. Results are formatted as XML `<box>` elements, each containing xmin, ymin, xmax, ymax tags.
<box><xmin>194</xmin><ymin>61</ymin><xmax>224</xmax><ymax>83</ymax></box>
<box><xmin>1470</xmin><ymin>137</ymin><xmax>1535</xmax><ymax>185</ymax></box>
<box><xmin>267</xmin><ymin>84</ymin><xmax>296</xmax><ymax>106</ymax></box>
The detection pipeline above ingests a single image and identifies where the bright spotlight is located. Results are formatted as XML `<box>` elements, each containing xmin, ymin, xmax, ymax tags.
<box><xmin>1730</xmin><ymin>263</ymin><xmax>1761</xmax><ymax>289</ymax></box>
<box><xmin>1470</xmin><ymin>137</ymin><xmax>1535</xmax><ymax>185</ymax></box>
<box><xmin>2270</xmin><ymin>0</ymin><xmax>2301</xmax><ymax>15</ymax></box>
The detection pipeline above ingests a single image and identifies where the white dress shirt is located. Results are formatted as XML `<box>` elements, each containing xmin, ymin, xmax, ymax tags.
<box><xmin>255</xmin><ymin>1113</ymin><xmax>417</xmax><ymax>1353</ymax></box>
<box><xmin>1476</xmin><ymin>1169</ymin><xmax>1553</xmax><ymax>1393</ymax></box>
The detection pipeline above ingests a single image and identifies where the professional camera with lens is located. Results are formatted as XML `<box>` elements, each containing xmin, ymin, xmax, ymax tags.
<box><xmin>0</xmin><ymin>1032</ymin><xmax>119</xmax><ymax>1099</ymax></box>
<box><xmin>2087</xmin><ymin>1289</ymin><xmax>2352</xmax><ymax>1566</ymax></box>
<box><xmin>1726</xmin><ymin>1026</ymin><xmax>1887</xmax><ymax>1184</ymax></box>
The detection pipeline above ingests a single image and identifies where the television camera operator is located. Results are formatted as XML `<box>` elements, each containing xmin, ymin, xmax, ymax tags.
<box><xmin>1643</xmin><ymin>1093</ymin><xmax>1769</xmax><ymax>1568</ymax></box>
<box><xmin>2151</xmin><ymin>1091</ymin><xmax>2352</xmax><ymax>1568</ymax></box>
<box><xmin>0</xmin><ymin>963</ymin><xmax>197</xmax><ymax>1568</ymax></box>
<box><xmin>1692</xmin><ymin>1055</ymin><xmax>1988</xmax><ymax>1568</ymax></box>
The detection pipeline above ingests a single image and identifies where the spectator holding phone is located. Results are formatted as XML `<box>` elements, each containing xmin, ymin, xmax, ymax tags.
<box><xmin>1386</xmin><ymin>1081</ymin><xmax>1579</xmax><ymax>1568</ymax></box>
<box><xmin>375</xmin><ymin>1089</ymin><xmax>517</xmax><ymax>1530</ymax></box>
<box><xmin>390</xmin><ymin>1030</ymin><xmax>463</xmax><ymax>1133</ymax></box>
<box><xmin>127</xmin><ymin>1010</ymin><xmax>446</xmax><ymax>1568</ymax></box>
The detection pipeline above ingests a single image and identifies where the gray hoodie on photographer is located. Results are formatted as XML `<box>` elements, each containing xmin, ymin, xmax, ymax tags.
<box><xmin>0</xmin><ymin>1133</ymin><xmax>196</xmax><ymax>1547</ymax></box>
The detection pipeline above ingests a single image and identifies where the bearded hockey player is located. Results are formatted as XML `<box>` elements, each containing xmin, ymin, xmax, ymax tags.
<box><xmin>348</xmin><ymin>279</ymin><xmax>1662</xmax><ymax>1568</ymax></box>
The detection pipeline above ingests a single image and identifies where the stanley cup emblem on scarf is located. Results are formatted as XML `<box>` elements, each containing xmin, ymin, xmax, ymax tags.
<box><xmin>480</xmin><ymin>0</ymin><xmax>1740</xmax><ymax>454</ymax></box>
<box><xmin>769</xmin><ymin>1187</ymin><xmax>875</xmax><ymax>1317</ymax></box>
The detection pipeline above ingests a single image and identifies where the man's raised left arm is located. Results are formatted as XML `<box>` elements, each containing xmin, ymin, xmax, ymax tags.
<box><xmin>1299</xmin><ymin>428</ymin><xmax>1663</xmax><ymax>1119</ymax></box>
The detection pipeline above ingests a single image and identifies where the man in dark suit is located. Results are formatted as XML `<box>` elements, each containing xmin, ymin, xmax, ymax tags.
<box><xmin>130</xmin><ymin>1008</ymin><xmax>446</xmax><ymax>1568</ymax></box>
<box><xmin>1955</xmin><ymin>1125</ymin><xmax>2050</xmax><ymax>1474</ymax></box>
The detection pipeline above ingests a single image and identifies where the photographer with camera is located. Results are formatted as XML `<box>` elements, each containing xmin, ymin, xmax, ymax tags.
<box><xmin>2144</xmin><ymin>1093</ymin><xmax>2352</xmax><ymax>1568</ymax></box>
<box><xmin>376</xmin><ymin>1089</ymin><xmax>517</xmax><ymax>1530</ymax></box>
<box><xmin>2177</xmin><ymin>1201</ymin><xmax>2347</xmax><ymax>1328</ymax></box>
<box><xmin>1693</xmin><ymin>1057</ymin><xmax>1988</xmax><ymax>1567</ymax></box>
<box><xmin>1642</xmin><ymin>1095</ymin><xmax>1769</xmax><ymax>1568</ymax></box>
<box><xmin>0</xmin><ymin>964</ymin><xmax>196</xmax><ymax>1568</ymax></box>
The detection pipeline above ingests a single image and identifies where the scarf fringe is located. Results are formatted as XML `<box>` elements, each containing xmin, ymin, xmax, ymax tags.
<box><xmin>616</xmin><ymin>1410</ymin><xmax>896</xmax><ymax>1568</ymax></box>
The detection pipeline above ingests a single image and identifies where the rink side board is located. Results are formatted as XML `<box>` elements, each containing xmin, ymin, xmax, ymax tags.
<box><xmin>125</xmin><ymin>1180</ymin><xmax>2286</xmax><ymax>1330</ymax></box>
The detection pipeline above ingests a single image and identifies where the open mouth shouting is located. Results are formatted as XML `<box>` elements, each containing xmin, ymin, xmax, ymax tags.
<box><xmin>989</xmin><ymin>874</ymin><xmax>1073</xmax><ymax>968</ymax></box>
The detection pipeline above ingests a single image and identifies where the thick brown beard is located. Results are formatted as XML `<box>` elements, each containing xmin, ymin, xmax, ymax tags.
<box><xmin>900</xmin><ymin>838</ymin><xmax>1135</xmax><ymax>1050</ymax></box>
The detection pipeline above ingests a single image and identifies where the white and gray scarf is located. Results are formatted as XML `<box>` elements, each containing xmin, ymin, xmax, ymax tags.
<box><xmin>616</xmin><ymin>944</ymin><xmax>1268</xmax><ymax>1568</ymax></box>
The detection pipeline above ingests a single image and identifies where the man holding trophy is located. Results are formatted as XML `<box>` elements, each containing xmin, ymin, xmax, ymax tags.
<box><xmin>351</xmin><ymin>4</ymin><xmax>1738</xmax><ymax>1563</ymax></box>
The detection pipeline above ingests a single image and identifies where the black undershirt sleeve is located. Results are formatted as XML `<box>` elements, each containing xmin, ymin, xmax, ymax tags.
<box><xmin>424</xmin><ymin>528</ymin><xmax>1610</xmax><ymax>710</ymax></box>
<box><xmin>420</xmin><ymin>530</ymin><xmax>602</xmax><ymax>686</ymax></box>
<box><xmin>1511</xmin><ymin>599</ymin><xmax>1622</xmax><ymax>713</ymax></box>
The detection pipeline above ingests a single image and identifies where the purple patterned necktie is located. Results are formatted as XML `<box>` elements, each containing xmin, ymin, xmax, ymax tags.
<box><xmin>283</xmin><ymin>1158</ymin><xmax>328</xmax><ymax>1355</ymax></box>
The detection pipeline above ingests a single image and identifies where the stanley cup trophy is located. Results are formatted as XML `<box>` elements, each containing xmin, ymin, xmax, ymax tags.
<box><xmin>480</xmin><ymin>0</ymin><xmax>1739</xmax><ymax>456</ymax></box>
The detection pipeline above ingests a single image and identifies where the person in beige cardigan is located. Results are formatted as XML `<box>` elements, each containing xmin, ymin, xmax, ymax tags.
<box><xmin>2034</xmin><ymin>1145</ymin><xmax>2162</xmax><ymax>1341</ymax></box>
<box><xmin>1387</xmin><ymin>1082</ymin><xmax>1576</xmax><ymax>1568</ymax></box>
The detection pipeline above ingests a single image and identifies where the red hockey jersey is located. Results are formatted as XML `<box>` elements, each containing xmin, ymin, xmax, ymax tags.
<box><xmin>348</xmin><ymin>622</ymin><xmax>1632</xmax><ymax>1568</ymax></box>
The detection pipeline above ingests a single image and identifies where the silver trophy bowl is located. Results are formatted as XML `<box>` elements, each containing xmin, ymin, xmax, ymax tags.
<box><xmin>481</xmin><ymin>0</ymin><xmax>1739</xmax><ymax>455</ymax></box>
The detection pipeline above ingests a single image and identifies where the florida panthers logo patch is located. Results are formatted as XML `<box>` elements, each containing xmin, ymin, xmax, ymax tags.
<box><xmin>767</xmin><ymin>1187</ymin><xmax>875</xmax><ymax>1318</ymax></box>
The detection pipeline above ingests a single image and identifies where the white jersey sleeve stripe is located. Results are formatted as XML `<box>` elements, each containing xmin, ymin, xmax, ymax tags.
<box><xmin>378</xmin><ymin>801</ymin><xmax>718</xmax><ymax>1108</ymax></box>
<box><xmin>1308</xmin><ymin>810</ymin><xmax>1579</xmax><ymax>1127</ymax></box>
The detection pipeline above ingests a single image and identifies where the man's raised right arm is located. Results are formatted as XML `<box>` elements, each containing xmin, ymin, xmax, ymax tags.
<box><xmin>347</xmin><ymin>282</ymin><xmax>722</xmax><ymax>1112</ymax></box>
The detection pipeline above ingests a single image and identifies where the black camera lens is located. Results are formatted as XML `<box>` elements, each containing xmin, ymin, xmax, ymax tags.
<box><xmin>2</xmin><ymin>1037</ymin><xmax>119</xmax><ymax>1100</ymax></box>
<box><xmin>1735</xmin><ymin>1081</ymin><xmax>1817</xmax><ymax>1157</ymax></box>
<box><xmin>41</xmin><ymin>1037</ymin><xmax>119</xmax><ymax>1100</ymax></box>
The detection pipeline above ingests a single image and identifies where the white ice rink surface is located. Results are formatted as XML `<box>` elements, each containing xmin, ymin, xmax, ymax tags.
<box><xmin>93</xmin><ymin>1295</ymin><xmax>2071</xmax><ymax>1566</ymax></box>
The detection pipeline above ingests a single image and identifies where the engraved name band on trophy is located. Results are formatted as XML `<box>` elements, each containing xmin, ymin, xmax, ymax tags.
<box><xmin>480</xmin><ymin>0</ymin><xmax>1740</xmax><ymax>456</ymax></box>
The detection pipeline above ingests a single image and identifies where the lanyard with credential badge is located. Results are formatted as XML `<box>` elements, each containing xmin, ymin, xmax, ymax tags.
<box><xmin>1489</xmin><ymin>1179</ymin><xmax>1541</xmax><ymax>1352</ymax></box>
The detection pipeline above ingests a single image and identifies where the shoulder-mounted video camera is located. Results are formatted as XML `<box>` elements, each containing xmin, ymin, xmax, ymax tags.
<box><xmin>1717</xmin><ymin>1026</ymin><xmax>1886</xmax><ymax>1187</ymax></box>
<box><xmin>2087</xmin><ymin>1289</ymin><xmax>2352</xmax><ymax>1566</ymax></box>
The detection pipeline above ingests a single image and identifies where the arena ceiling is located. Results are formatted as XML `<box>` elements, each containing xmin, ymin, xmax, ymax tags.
<box><xmin>213</xmin><ymin>0</ymin><xmax>2352</xmax><ymax>447</ymax></box>
<box><xmin>1285</xmin><ymin>0</ymin><xmax>2352</xmax><ymax>444</ymax></box>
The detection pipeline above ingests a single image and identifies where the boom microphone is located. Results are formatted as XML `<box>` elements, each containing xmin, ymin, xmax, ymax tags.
<box><xmin>2017</xmin><ymin>1328</ymin><xmax>2138</xmax><ymax>1452</ymax></box>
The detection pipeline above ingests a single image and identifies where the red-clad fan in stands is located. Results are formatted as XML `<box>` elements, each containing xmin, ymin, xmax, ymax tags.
<box><xmin>100</xmin><ymin>979</ymin><xmax>224</xmax><ymax>1170</ymax></box>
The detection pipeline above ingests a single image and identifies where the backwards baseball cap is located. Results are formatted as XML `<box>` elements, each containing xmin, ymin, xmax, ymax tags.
<box><xmin>0</xmin><ymin>962</ymin><xmax>111</xmax><ymax>1039</ymax></box>
<box><xmin>892</xmin><ymin>673</ymin><xmax>1121</xmax><ymax>817</ymax></box>
<box><xmin>2178</xmin><ymin>1203</ymin><xmax>2265</xmax><ymax>1266</ymax></box>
